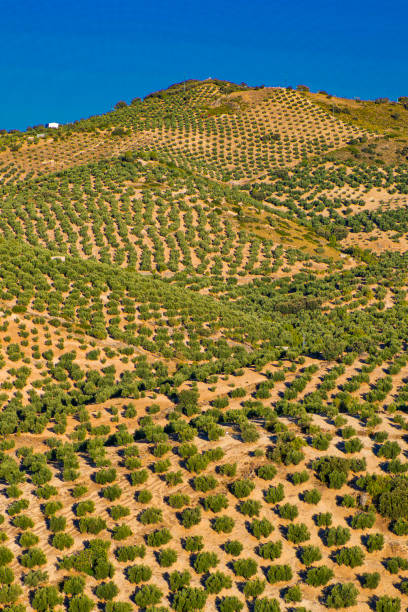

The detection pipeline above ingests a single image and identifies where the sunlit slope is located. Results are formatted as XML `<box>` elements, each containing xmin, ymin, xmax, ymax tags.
<box><xmin>0</xmin><ymin>80</ymin><xmax>366</xmax><ymax>184</ymax></box>
<box><xmin>0</xmin><ymin>154</ymin><xmax>342</xmax><ymax>277</ymax></box>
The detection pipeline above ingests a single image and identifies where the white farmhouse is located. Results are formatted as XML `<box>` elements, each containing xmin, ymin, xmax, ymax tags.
<box><xmin>46</xmin><ymin>122</ymin><xmax>60</xmax><ymax>129</ymax></box>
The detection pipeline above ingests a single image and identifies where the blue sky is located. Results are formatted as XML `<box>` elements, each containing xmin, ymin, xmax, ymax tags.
<box><xmin>1</xmin><ymin>0</ymin><xmax>407</xmax><ymax>130</ymax></box>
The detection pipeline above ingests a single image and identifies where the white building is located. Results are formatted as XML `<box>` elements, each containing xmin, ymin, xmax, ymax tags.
<box><xmin>46</xmin><ymin>122</ymin><xmax>60</xmax><ymax>129</ymax></box>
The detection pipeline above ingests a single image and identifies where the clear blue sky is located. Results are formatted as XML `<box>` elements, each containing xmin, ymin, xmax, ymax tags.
<box><xmin>2</xmin><ymin>0</ymin><xmax>407</xmax><ymax>130</ymax></box>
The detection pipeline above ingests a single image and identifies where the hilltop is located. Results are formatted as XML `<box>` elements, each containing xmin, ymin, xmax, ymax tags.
<box><xmin>0</xmin><ymin>79</ymin><xmax>407</xmax><ymax>612</ymax></box>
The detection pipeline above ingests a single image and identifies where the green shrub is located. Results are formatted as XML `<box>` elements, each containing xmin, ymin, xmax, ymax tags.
<box><xmin>335</xmin><ymin>546</ymin><xmax>365</xmax><ymax>568</ymax></box>
<box><xmin>243</xmin><ymin>578</ymin><xmax>265</xmax><ymax>598</ymax></box>
<box><xmin>286</xmin><ymin>523</ymin><xmax>310</xmax><ymax>543</ymax></box>
<box><xmin>139</xmin><ymin>507</ymin><xmax>163</xmax><ymax>525</ymax></box>
<box><xmin>230</xmin><ymin>479</ymin><xmax>255</xmax><ymax>498</ymax></box>
<box><xmin>365</xmin><ymin>533</ymin><xmax>384</xmax><ymax>552</ymax></box>
<box><xmin>212</xmin><ymin>516</ymin><xmax>235</xmax><ymax>533</ymax></box>
<box><xmin>351</xmin><ymin>511</ymin><xmax>375</xmax><ymax>530</ymax></box>
<box><xmin>180</xmin><ymin>507</ymin><xmax>201</xmax><ymax>528</ymax></box>
<box><xmin>204</xmin><ymin>571</ymin><xmax>232</xmax><ymax>594</ymax></box>
<box><xmin>19</xmin><ymin>532</ymin><xmax>39</xmax><ymax>547</ymax></box>
<box><xmin>62</xmin><ymin>575</ymin><xmax>86</xmax><ymax>595</ymax></box>
<box><xmin>284</xmin><ymin>585</ymin><xmax>302</xmax><ymax>603</ymax></box>
<box><xmin>361</xmin><ymin>572</ymin><xmax>380</xmax><ymax>589</ymax></box>
<box><xmin>239</xmin><ymin>500</ymin><xmax>261</xmax><ymax>517</ymax></box>
<box><xmin>184</xmin><ymin>536</ymin><xmax>203</xmax><ymax>552</ymax></box>
<box><xmin>324</xmin><ymin>583</ymin><xmax>359</xmax><ymax>608</ymax></box>
<box><xmin>19</xmin><ymin>548</ymin><xmax>46</xmax><ymax>568</ymax></box>
<box><xmin>193</xmin><ymin>475</ymin><xmax>217</xmax><ymax>492</ymax></box>
<box><xmin>112</xmin><ymin>525</ymin><xmax>132</xmax><ymax>541</ymax></box>
<box><xmin>95</xmin><ymin>582</ymin><xmax>119</xmax><ymax>601</ymax></box>
<box><xmin>279</xmin><ymin>503</ymin><xmax>298</xmax><ymax>520</ymax></box>
<box><xmin>305</xmin><ymin>566</ymin><xmax>334</xmax><ymax>586</ymax></box>
<box><xmin>68</xmin><ymin>594</ymin><xmax>94</xmax><ymax>612</ymax></box>
<box><xmin>127</xmin><ymin>564</ymin><xmax>152</xmax><ymax>584</ymax></box>
<box><xmin>224</xmin><ymin>540</ymin><xmax>243</xmax><ymax>556</ymax></box>
<box><xmin>146</xmin><ymin>528</ymin><xmax>172</xmax><ymax>547</ymax></box>
<box><xmin>218</xmin><ymin>596</ymin><xmax>244</xmax><ymax>612</ymax></box>
<box><xmin>289</xmin><ymin>470</ymin><xmax>309</xmax><ymax>485</ymax></box>
<box><xmin>267</xmin><ymin>564</ymin><xmax>292</xmax><ymax>584</ymax></box>
<box><xmin>110</xmin><ymin>506</ymin><xmax>130</xmax><ymax>521</ymax></box>
<box><xmin>257</xmin><ymin>541</ymin><xmax>282</xmax><ymax>561</ymax></box>
<box><xmin>133</xmin><ymin>584</ymin><xmax>163</xmax><ymax>608</ymax></box>
<box><xmin>233</xmin><ymin>558</ymin><xmax>257</xmax><ymax>578</ymax></box>
<box><xmin>31</xmin><ymin>586</ymin><xmax>62</xmax><ymax>611</ymax></box>
<box><xmin>137</xmin><ymin>490</ymin><xmax>152</xmax><ymax>504</ymax></box>
<box><xmin>315</xmin><ymin>512</ymin><xmax>332</xmax><ymax>527</ymax></box>
<box><xmin>157</xmin><ymin>548</ymin><xmax>177</xmax><ymax>567</ymax></box>
<box><xmin>52</xmin><ymin>533</ymin><xmax>74</xmax><ymax>550</ymax></box>
<box><xmin>257</xmin><ymin>464</ymin><xmax>277</xmax><ymax>480</ymax></box>
<box><xmin>300</xmin><ymin>546</ymin><xmax>322</xmax><ymax>566</ymax></box>
<box><xmin>324</xmin><ymin>526</ymin><xmax>350</xmax><ymax>547</ymax></box>
<box><xmin>203</xmin><ymin>494</ymin><xmax>228</xmax><ymax>513</ymax></box>
<box><xmin>249</xmin><ymin>518</ymin><xmax>274</xmax><ymax>539</ymax></box>
<box><xmin>23</xmin><ymin>569</ymin><xmax>48</xmax><ymax>587</ymax></box>
<box><xmin>253</xmin><ymin>597</ymin><xmax>280</xmax><ymax>612</ymax></box>
<box><xmin>168</xmin><ymin>494</ymin><xmax>190</xmax><ymax>509</ymax></box>
<box><xmin>193</xmin><ymin>552</ymin><xmax>218</xmax><ymax>574</ymax></box>
<box><xmin>169</xmin><ymin>570</ymin><xmax>190</xmax><ymax>592</ymax></box>
<box><xmin>375</xmin><ymin>596</ymin><xmax>401</xmax><ymax>612</ymax></box>
<box><xmin>303</xmin><ymin>489</ymin><xmax>321</xmax><ymax>504</ymax></box>
<box><xmin>115</xmin><ymin>545</ymin><xmax>145</xmax><ymax>562</ymax></box>
<box><xmin>172</xmin><ymin>587</ymin><xmax>207</xmax><ymax>611</ymax></box>
<box><xmin>386</xmin><ymin>557</ymin><xmax>408</xmax><ymax>574</ymax></box>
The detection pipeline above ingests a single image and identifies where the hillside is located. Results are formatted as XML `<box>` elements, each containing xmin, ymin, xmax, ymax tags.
<box><xmin>0</xmin><ymin>80</ymin><xmax>407</xmax><ymax>612</ymax></box>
